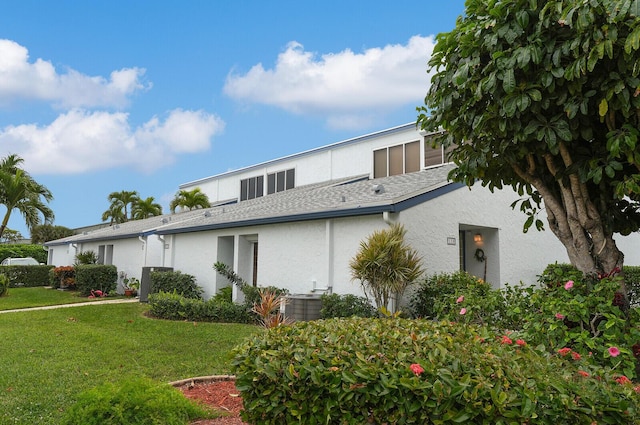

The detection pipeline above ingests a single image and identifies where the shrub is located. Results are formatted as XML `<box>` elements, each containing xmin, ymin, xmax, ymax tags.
<box><xmin>232</xmin><ymin>318</ymin><xmax>640</xmax><ymax>424</ymax></box>
<box><xmin>1</xmin><ymin>264</ymin><xmax>54</xmax><ymax>287</ymax></box>
<box><xmin>409</xmin><ymin>271</ymin><xmax>507</xmax><ymax>327</ymax></box>
<box><xmin>521</xmin><ymin>272</ymin><xmax>640</xmax><ymax>379</ymax></box>
<box><xmin>75</xmin><ymin>265</ymin><xmax>117</xmax><ymax>296</ymax></box>
<box><xmin>0</xmin><ymin>244</ymin><xmax>47</xmax><ymax>264</ymax></box>
<box><xmin>350</xmin><ymin>224</ymin><xmax>423</xmax><ymax>312</ymax></box>
<box><xmin>320</xmin><ymin>293</ymin><xmax>377</xmax><ymax>318</ymax></box>
<box><xmin>74</xmin><ymin>250</ymin><xmax>98</xmax><ymax>265</ymax></box>
<box><xmin>147</xmin><ymin>292</ymin><xmax>253</xmax><ymax>324</ymax></box>
<box><xmin>0</xmin><ymin>273</ymin><xmax>8</xmax><ymax>297</ymax></box>
<box><xmin>241</xmin><ymin>285</ymin><xmax>288</xmax><ymax>308</ymax></box>
<box><xmin>151</xmin><ymin>271</ymin><xmax>203</xmax><ymax>300</ymax></box>
<box><xmin>60</xmin><ymin>376</ymin><xmax>213</xmax><ymax>425</ymax></box>
<box><xmin>211</xmin><ymin>286</ymin><xmax>233</xmax><ymax>304</ymax></box>
<box><xmin>51</xmin><ymin>265</ymin><xmax>75</xmax><ymax>289</ymax></box>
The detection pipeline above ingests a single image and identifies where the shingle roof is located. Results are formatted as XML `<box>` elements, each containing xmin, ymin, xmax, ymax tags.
<box><xmin>46</xmin><ymin>164</ymin><xmax>460</xmax><ymax>245</ymax></box>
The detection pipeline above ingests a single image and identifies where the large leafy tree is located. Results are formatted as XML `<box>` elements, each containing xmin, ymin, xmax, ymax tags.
<box><xmin>30</xmin><ymin>224</ymin><xmax>75</xmax><ymax>244</ymax></box>
<box><xmin>132</xmin><ymin>196</ymin><xmax>163</xmax><ymax>220</ymax></box>
<box><xmin>0</xmin><ymin>154</ymin><xmax>54</xmax><ymax>240</ymax></box>
<box><xmin>418</xmin><ymin>0</ymin><xmax>640</xmax><ymax>279</ymax></box>
<box><xmin>170</xmin><ymin>188</ymin><xmax>210</xmax><ymax>213</ymax></box>
<box><xmin>102</xmin><ymin>190</ymin><xmax>140</xmax><ymax>224</ymax></box>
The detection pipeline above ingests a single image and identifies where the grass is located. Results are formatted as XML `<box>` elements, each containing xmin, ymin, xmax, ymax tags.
<box><xmin>0</xmin><ymin>296</ymin><xmax>259</xmax><ymax>425</ymax></box>
<box><xmin>0</xmin><ymin>286</ymin><xmax>102</xmax><ymax>311</ymax></box>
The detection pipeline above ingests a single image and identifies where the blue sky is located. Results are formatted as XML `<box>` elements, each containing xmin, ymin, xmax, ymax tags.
<box><xmin>0</xmin><ymin>0</ymin><xmax>466</xmax><ymax>237</ymax></box>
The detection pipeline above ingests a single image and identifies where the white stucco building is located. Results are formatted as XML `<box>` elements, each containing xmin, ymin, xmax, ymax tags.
<box><xmin>45</xmin><ymin>123</ymin><xmax>640</xmax><ymax>301</ymax></box>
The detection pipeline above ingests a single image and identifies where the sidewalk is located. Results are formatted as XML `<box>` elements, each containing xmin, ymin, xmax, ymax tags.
<box><xmin>0</xmin><ymin>297</ymin><xmax>139</xmax><ymax>314</ymax></box>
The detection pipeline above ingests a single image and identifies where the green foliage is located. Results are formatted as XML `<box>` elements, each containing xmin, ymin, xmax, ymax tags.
<box><xmin>241</xmin><ymin>285</ymin><xmax>288</xmax><ymax>308</ymax></box>
<box><xmin>60</xmin><ymin>376</ymin><xmax>213</xmax><ymax>425</ymax></box>
<box><xmin>213</xmin><ymin>261</ymin><xmax>248</xmax><ymax>287</ymax></box>
<box><xmin>409</xmin><ymin>271</ymin><xmax>504</xmax><ymax>323</ymax></box>
<box><xmin>170</xmin><ymin>187</ymin><xmax>210</xmax><ymax>213</ymax></box>
<box><xmin>418</xmin><ymin>0</ymin><xmax>640</xmax><ymax>275</ymax></box>
<box><xmin>74</xmin><ymin>265</ymin><xmax>117</xmax><ymax>296</ymax></box>
<box><xmin>150</xmin><ymin>270</ymin><xmax>203</xmax><ymax>300</ymax></box>
<box><xmin>1</xmin><ymin>265</ymin><xmax>54</xmax><ymax>287</ymax></box>
<box><xmin>0</xmin><ymin>154</ymin><xmax>54</xmax><ymax>241</ymax></box>
<box><xmin>319</xmin><ymin>293</ymin><xmax>377</xmax><ymax>318</ymax></box>
<box><xmin>0</xmin><ymin>244</ymin><xmax>48</xmax><ymax>264</ymax></box>
<box><xmin>30</xmin><ymin>224</ymin><xmax>74</xmax><ymax>244</ymax></box>
<box><xmin>211</xmin><ymin>285</ymin><xmax>233</xmax><ymax>304</ymax></box>
<box><xmin>0</xmin><ymin>273</ymin><xmax>8</xmax><ymax>297</ymax></box>
<box><xmin>350</xmin><ymin>224</ymin><xmax>423</xmax><ymax>311</ymax></box>
<box><xmin>147</xmin><ymin>291</ymin><xmax>253</xmax><ymax>323</ymax></box>
<box><xmin>74</xmin><ymin>250</ymin><xmax>98</xmax><ymax>265</ymax></box>
<box><xmin>627</xmin><ymin>266</ymin><xmax>640</xmax><ymax>307</ymax></box>
<box><xmin>522</xmin><ymin>271</ymin><xmax>640</xmax><ymax>379</ymax></box>
<box><xmin>232</xmin><ymin>318</ymin><xmax>640</xmax><ymax>424</ymax></box>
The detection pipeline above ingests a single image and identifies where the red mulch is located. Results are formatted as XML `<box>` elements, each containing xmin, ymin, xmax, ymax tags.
<box><xmin>178</xmin><ymin>379</ymin><xmax>249</xmax><ymax>425</ymax></box>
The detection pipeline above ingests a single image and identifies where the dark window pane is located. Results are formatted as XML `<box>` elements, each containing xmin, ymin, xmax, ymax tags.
<box><xmin>389</xmin><ymin>145</ymin><xmax>403</xmax><ymax>176</ymax></box>
<box><xmin>405</xmin><ymin>141</ymin><xmax>420</xmax><ymax>173</ymax></box>
<box><xmin>256</xmin><ymin>175</ymin><xmax>264</xmax><ymax>198</ymax></box>
<box><xmin>248</xmin><ymin>177</ymin><xmax>256</xmax><ymax>199</ymax></box>
<box><xmin>267</xmin><ymin>173</ymin><xmax>276</xmax><ymax>194</ymax></box>
<box><xmin>276</xmin><ymin>171</ymin><xmax>285</xmax><ymax>192</ymax></box>
<box><xmin>285</xmin><ymin>169</ymin><xmax>295</xmax><ymax>190</ymax></box>
<box><xmin>240</xmin><ymin>179</ymin><xmax>248</xmax><ymax>201</ymax></box>
<box><xmin>373</xmin><ymin>149</ymin><xmax>387</xmax><ymax>178</ymax></box>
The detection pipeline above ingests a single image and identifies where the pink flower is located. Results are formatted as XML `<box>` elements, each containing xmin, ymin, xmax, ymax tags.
<box><xmin>555</xmin><ymin>313</ymin><xmax>565</xmax><ymax>320</ymax></box>
<box><xmin>500</xmin><ymin>336</ymin><xmax>513</xmax><ymax>345</ymax></box>
<box><xmin>571</xmin><ymin>352</ymin><xmax>581</xmax><ymax>361</ymax></box>
<box><xmin>558</xmin><ymin>347</ymin><xmax>572</xmax><ymax>357</ymax></box>
<box><xmin>515</xmin><ymin>339</ymin><xmax>526</xmax><ymax>347</ymax></box>
<box><xmin>578</xmin><ymin>370</ymin><xmax>590</xmax><ymax>377</ymax></box>
<box><xmin>410</xmin><ymin>363</ymin><xmax>424</xmax><ymax>376</ymax></box>
<box><xmin>608</xmin><ymin>346</ymin><xmax>621</xmax><ymax>357</ymax></box>
<box><xmin>459</xmin><ymin>308</ymin><xmax>467</xmax><ymax>315</ymax></box>
<box><xmin>564</xmin><ymin>280</ymin><xmax>574</xmax><ymax>290</ymax></box>
<box><xmin>456</xmin><ymin>295</ymin><xmax>464</xmax><ymax>304</ymax></box>
<box><xmin>616</xmin><ymin>375</ymin><xmax>632</xmax><ymax>385</ymax></box>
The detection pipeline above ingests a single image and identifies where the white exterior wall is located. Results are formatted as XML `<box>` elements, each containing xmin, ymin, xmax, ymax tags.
<box><xmin>398</xmin><ymin>183</ymin><xmax>570</xmax><ymax>287</ymax></box>
<box><xmin>182</xmin><ymin>126</ymin><xmax>424</xmax><ymax>203</ymax></box>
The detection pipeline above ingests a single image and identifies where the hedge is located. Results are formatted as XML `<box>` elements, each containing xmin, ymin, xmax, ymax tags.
<box><xmin>0</xmin><ymin>265</ymin><xmax>54</xmax><ymax>287</ymax></box>
<box><xmin>232</xmin><ymin>318</ymin><xmax>640</xmax><ymax>424</ymax></box>
<box><xmin>147</xmin><ymin>291</ymin><xmax>253</xmax><ymax>323</ymax></box>
<box><xmin>0</xmin><ymin>244</ymin><xmax>48</xmax><ymax>264</ymax></box>
<box><xmin>74</xmin><ymin>264</ymin><xmax>117</xmax><ymax>296</ymax></box>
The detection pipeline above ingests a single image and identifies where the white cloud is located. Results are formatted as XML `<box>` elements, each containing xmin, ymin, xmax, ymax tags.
<box><xmin>223</xmin><ymin>35</ymin><xmax>436</xmax><ymax>129</ymax></box>
<box><xmin>0</xmin><ymin>39</ymin><xmax>149</xmax><ymax>109</ymax></box>
<box><xmin>0</xmin><ymin>108</ymin><xmax>225</xmax><ymax>174</ymax></box>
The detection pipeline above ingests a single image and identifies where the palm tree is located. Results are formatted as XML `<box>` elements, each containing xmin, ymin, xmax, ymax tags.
<box><xmin>132</xmin><ymin>196</ymin><xmax>163</xmax><ymax>220</ymax></box>
<box><xmin>170</xmin><ymin>188</ymin><xmax>210</xmax><ymax>213</ymax></box>
<box><xmin>102</xmin><ymin>190</ymin><xmax>139</xmax><ymax>224</ymax></box>
<box><xmin>350</xmin><ymin>224</ymin><xmax>423</xmax><ymax>313</ymax></box>
<box><xmin>0</xmin><ymin>154</ymin><xmax>54</xmax><ymax>240</ymax></box>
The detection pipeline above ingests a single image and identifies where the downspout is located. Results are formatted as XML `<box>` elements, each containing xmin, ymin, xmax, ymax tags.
<box><xmin>139</xmin><ymin>235</ymin><xmax>148</xmax><ymax>266</ymax></box>
<box><xmin>383</xmin><ymin>211</ymin><xmax>393</xmax><ymax>225</ymax></box>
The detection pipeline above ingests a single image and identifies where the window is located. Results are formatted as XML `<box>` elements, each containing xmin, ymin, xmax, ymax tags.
<box><xmin>97</xmin><ymin>244</ymin><xmax>114</xmax><ymax>265</ymax></box>
<box><xmin>373</xmin><ymin>141</ymin><xmax>420</xmax><ymax>178</ymax></box>
<box><xmin>240</xmin><ymin>175</ymin><xmax>264</xmax><ymax>201</ymax></box>
<box><xmin>267</xmin><ymin>168</ymin><xmax>295</xmax><ymax>195</ymax></box>
<box><xmin>424</xmin><ymin>134</ymin><xmax>456</xmax><ymax>167</ymax></box>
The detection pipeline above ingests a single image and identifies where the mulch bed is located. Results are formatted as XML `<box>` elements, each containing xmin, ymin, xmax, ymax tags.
<box><xmin>174</xmin><ymin>376</ymin><xmax>249</xmax><ymax>425</ymax></box>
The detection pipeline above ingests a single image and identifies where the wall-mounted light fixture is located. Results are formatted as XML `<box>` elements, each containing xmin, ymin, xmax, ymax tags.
<box><xmin>474</xmin><ymin>233</ymin><xmax>483</xmax><ymax>243</ymax></box>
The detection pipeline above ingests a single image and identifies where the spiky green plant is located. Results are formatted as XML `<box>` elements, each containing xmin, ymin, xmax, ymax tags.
<box><xmin>350</xmin><ymin>224</ymin><xmax>423</xmax><ymax>312</ymax></box>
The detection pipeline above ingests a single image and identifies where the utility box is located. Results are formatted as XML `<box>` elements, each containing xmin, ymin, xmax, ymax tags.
<box><xmin>284</xmin><ymin>294</ymin><xmax>323</xmax><ymax>321</ymax></box>
<box><xmin>139</xmin><ymin>266</ymin><xmax>173</xmax><ymax>302</ymax></box>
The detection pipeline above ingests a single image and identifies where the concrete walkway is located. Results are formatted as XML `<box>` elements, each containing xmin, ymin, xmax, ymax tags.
<box><xmin>0</xmin><ymin>297</ymin><xmax>139</xmax><ymax>314</ymax></box>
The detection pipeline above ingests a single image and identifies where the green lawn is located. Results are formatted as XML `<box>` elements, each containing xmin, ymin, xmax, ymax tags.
<box><xmin>0</xmin><ymin>286</ymin><xmax>101</xmax><ymax>311</ymax></box>
<box><xmin>0</xmin><ymin>299</ymin><xmax>258</xmax><ymax>425</ymax></box>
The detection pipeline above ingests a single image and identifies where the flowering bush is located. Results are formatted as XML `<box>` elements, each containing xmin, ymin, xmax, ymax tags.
<box><xmin>232</xmin><ymin>318</ymin><xmax>640</xmax><ymax>424</ymax></box>
<box><xmin>51</xmin><ymin>266</ymin><xmax>75</xmax><ymax>289</ymax></box>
